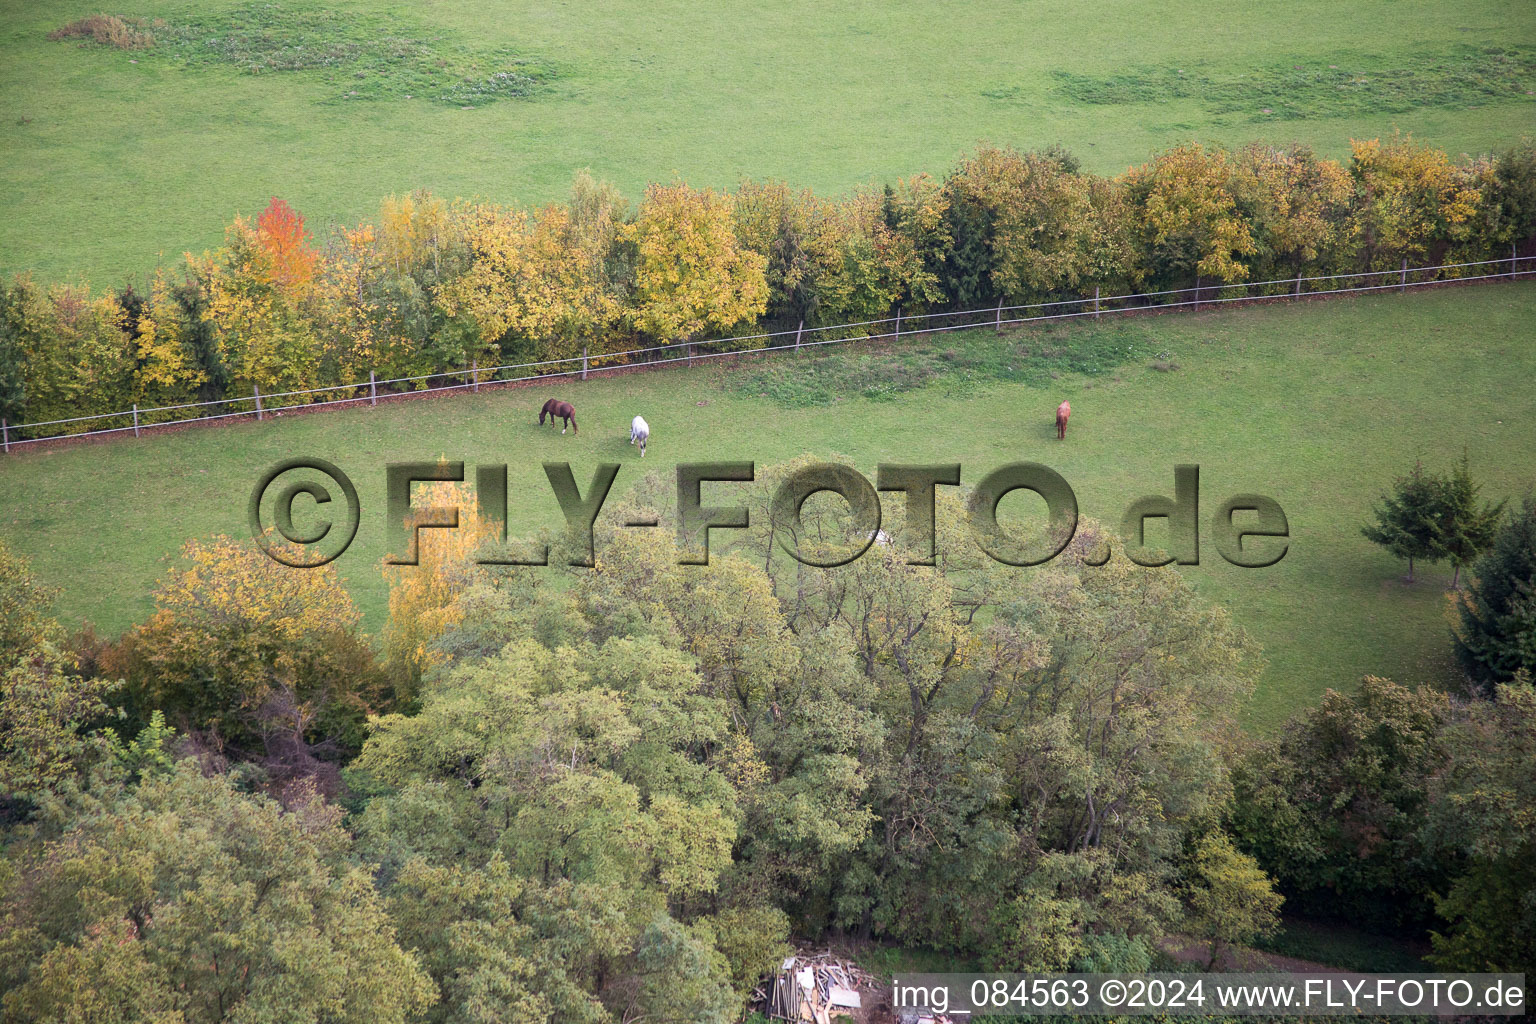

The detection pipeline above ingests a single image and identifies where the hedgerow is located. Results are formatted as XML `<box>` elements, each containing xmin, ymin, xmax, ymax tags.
<box><xmin>2</xmin><ymin>135</ymin><xmax>1533</xmax><ymax>435</ymax></box>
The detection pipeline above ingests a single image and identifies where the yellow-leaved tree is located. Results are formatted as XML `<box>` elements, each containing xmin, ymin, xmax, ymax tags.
<box><xmin>1232</xmin><ymin>143</ymin><xmax>1358</xmax><ymax>284</ymax></box>
<box><xmin>204</xmin><ymin>203</ymin><xmax>325</xmax><ymax>402</ymax></box>
<box><xmin>1351</xmin><ymin>133</ymin><xmax>1481</xmax><ymax>271</ymax></box>
<box><xmin>382</xmin><ymin>474</ymin><xmax>502</xmax><ymax>704</ymax></box>
<box><xmin>131</xmin><ymin>269</ymin><xmax>211</xmax><ymax>413</ymax></box>
<box><xmin>435</xmin><ymin>200</ymin><xmax>622</xmax><ymax>368</ymax></box>
<box><xmin>106</xmin><ymin>536</ymin><xmax>384</xmax><ymax>790</ymax></box>
<box><xmin>626</xmin><ymin>182</ymin><xmax>768</xmax><ymax>349</ymax></box>
<box><xmin>1122</xmin><ymin>144</ymin><xmax>1258</xmax><ymax>289</ymax></box>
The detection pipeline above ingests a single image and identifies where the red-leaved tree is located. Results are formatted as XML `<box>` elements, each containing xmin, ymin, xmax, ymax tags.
<box><xmin>256</xmin><ymin>197</ymin><xmax>318</xmax><ymax>291</ymax></box>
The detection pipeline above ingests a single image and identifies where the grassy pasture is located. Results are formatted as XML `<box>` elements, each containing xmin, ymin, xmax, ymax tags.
<box><xmin>2</xmin><ymin>282</ymin><xmax>1533</xmax><ymax>730</ymax></box>
<box><xmin>2</xmin><ymin>0</ymin><xmax>1534</xmax><ymax>283</ymax></box>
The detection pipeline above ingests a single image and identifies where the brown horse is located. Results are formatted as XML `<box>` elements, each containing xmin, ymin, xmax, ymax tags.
<box><xmin>539</xmin><ymin>399</ymin><xmax>578</xmax><ymax>434</ymax></box>
<box><xmin>1055</xmin><ymin>400</ymin><xmax>1071</xmax><ymax>440</ymax></box>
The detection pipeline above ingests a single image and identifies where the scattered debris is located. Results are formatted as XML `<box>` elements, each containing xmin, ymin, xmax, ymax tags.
<box><xmin>758</xmin><ymin>950</ymin><xmax>876</xmax><ymax>1023</ymax></box>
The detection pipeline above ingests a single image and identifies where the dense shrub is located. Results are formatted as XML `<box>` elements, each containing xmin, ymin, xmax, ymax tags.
<box><xmin>47</xmin><ymin>14</ymin><xmax>156</xmax><ymax>50</ymax></box>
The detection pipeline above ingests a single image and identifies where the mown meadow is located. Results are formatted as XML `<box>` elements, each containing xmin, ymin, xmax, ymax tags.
<box><xmin>2</xmin><ymin>0</ymin><xmax>1533</xmax><ymax>282</ymax></box>
<box><xmin>3</xmin><ymin>281</ymin><xmax>1533</xmax><ymax>730</ymax></box>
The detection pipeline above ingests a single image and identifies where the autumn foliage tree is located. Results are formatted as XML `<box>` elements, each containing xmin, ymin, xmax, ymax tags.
<box><xmin>626</xmin><ymin>182</ymin><xmax>768</xmax><ymax>347</ymax></box>
<box><xmin>106</xmin><ymin>536</ymin><xmax>386</xmax><ymax>790</ymax></box>
<box><xmin>436</xmin><ymin>201</ymin><xmax>622</xmax><ymax>365</ymax></box>
<box><xmin>256</xmin><ymin>197</ymin><xmax>319</xmax><ymax>293</ymax></box>
<box><xmin>3</xmin><ymin>140</ymin><xmax>1533</xmax><ymax>432</ymax></box>
<box><xmin>1123</xmin><ymin>143</ymin><xmax>1258</xmax><ymax>288</ymax></box>
<box><xmin>380</xmin><ymin>474</ymin><xmax>505</xmax><ymax>704</ymax></box>
<box><xmin>1351</xmin><ymin>134</ymin><xmax>1481</xmax><ymax>270</ymax></box>
<box><xmin>1233</xmin><ymin>143</ymin><xmax>1358</xmax><ymax>283</ymax></box>
<box><xmin>944</xmin><ymin>145</ymin><xmax>1099</xmax><ymax>304</ymax></box>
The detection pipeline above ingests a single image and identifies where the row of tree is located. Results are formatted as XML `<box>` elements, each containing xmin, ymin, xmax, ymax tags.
<box><xmin>3</xmin><ymin>460</ymin><xmax>1534</xmax><ymax>1021</ymax></box>
<box><xmin>3</xmin><ymin>135</ymin><xmax>1535</xmax><ymax>434</ymax></box>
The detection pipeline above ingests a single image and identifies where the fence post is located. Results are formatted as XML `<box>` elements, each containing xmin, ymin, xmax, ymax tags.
<box><xmin>132</xmin><ymin>404</ymin><xmax>140</xmax><ymax>438</ymax></box>
<box><xmin>1400</xmin><ymin>258</ymin><xmax>1408</xmax><ymax>293</ymax></box>
<box><xmin>1</xmin><ymin>418</ymin><xmax>8</xmax><ymax>454</ymax></box>
<box><xmin>472</xmin><ymin>359</ymin><xmax>479</xmax><ymax>393</ymax></box>
<box><xmin>369</xmin><ymin>370</ymin><xmax>377</xmax><ymax>406</ymax></box>
<box><xmin>995</xmin><ymin>300</ymin><xmax>1003</xmax><ymax>335</ymax></box>
<box><xmin>1513</xmin><ymin>244</ymin><xmax>1520</xmax><ymax>279</ymax></box>
<box><xmin>582</xmin><ymin>345</ymin><xmax>589</xmax><ymax>380</ymax></box>
<box><xmin>253</xmin><ymin>384</ymin><xmax>263</xmax><ymax>421</ymax></box>
<box><xmin>894</xmin><ymin>307</ymin><xmax>901</xmax><ymax>344</ymax></box>
<box><xmin>795</xmin><ymin>319</ymin><xmax>803</xmax><ymax>353</ymax></box>
<box><xmin>1094</xmin><ymin>285</ymin><xmax>1101</xmax><ymax>321</ymax></box>
<box><xmin>1294</xmin><ymin>275</ymin><xmax>1302</xmax><ymax>297</ymax></box>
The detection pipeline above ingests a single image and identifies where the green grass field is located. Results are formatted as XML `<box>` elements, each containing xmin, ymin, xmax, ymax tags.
<box><xmin>3</xmin><ymin>282</ymin><xmax>1533</xmax><ymax>730</ymax></box>
<box><xmin>2</xmin><ymin>0</ymin><xmax>1533</xmax><ymax>283</ymax></box>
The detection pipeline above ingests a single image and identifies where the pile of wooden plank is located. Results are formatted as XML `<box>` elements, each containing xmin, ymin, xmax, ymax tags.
<box><xmin>759</xmin><ymin>950</ymin><xmax>872</xmax><ymax>1022</ymax></box>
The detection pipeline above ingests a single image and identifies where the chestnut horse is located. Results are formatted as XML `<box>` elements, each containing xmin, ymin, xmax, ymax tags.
<box><xmin>539</xmin><ymin>399</ymin><xmax>578</xmax><ymax>434</ymax></box>
<box><xmin>1055</xmin><ymin>400</ymin><xmax>1071</xmax><ymax>440</ymax></box>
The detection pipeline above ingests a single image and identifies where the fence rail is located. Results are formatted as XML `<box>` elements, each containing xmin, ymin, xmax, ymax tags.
<box><xmin>3</xmin><ymin>253</ymin><xmax>1530</xmax><ymax>451</ymax></box>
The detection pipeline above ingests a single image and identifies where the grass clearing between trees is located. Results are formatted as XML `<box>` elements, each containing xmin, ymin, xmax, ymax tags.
<box><xmin>1</xmin><ymin>0</ymin><xmax>1533</xmax><ymax>283</ymax></box>
<box><xmin>2</xmin><ymin>282</ymin><xmax>1533</xmax><ymax>730</ymax></box>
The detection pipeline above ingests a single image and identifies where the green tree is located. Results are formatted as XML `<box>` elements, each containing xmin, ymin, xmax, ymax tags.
<box><xmin>386</xmin><ymin>855</ymin><xmax>600</xmax><ymax>1024</ymax></box>
<box><xmin>0</xmin><ymin>765</ymin><xmax>436</xmax><ymax>1023</ymax></box>
<box><xmin>1477</xmin><ymin>140</ymin><xmax>1536</xmax><ymax>252</ymax></box>
<box><xmin>1438</xmin><ymin>454</ymin><xmax>1505</xmax><ymax>588</ymax></box>
<box><xmin>0</xmin><ymin>537</ymin><xmax>62</xmax><ymax>666</ymax></box>
<box><xmin>349</xmin><ymin>622</ymin><xmax>768</xmax><ymax>1020</ymax></box>
<box><xmin>0</xmin><ymin>276</ymin><xmax>136</xmax><ymax>432</ymax></box>
<box><xmin>1227</xmin><ymin>676</ymin><xmax>1452</xmax><ymax>930</ymax></box>
<box><xmin>0</xmin><ymin>278</ymin><xmax>26</xmax><ymax>423</ymax></box>
<box><xmin>1181</xmin><ymin>831</ymin><xmax>1283</xmax><ymax>969</ymax></box>
<box><xmin>1</xmin><ymin>643</ymin><xmax>116</xmax><ymax>806</ymax></box>
<box><xmin>608</xmin><ymin>463</ymin><xmax>1256</xmax><ymax>958</ymax></box>
<box><xmin>1362</xmin><ymin>461</ymin><xmax>1448</xmax><ymax>581</ymax></box>
<box><xmin>1422</xmin><ymin>677</ymin><xmax>1536</xmax><ymax>972</ymax></box>
<box><xmin>0</xmin><ymin>542</ymin><xmax>115</xmax><ymax>809</ymax></box>
<box><xmin>1454</xmin><ymin>495</ymin><xmax>1536</xmax><ymax>688</ymax></box>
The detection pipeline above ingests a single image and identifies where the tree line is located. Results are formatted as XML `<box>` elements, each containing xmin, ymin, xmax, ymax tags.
<box><xmin>2</xmin><ymin>134</ymin><xmax>1534</xmax><ymax>434</ymax></box>
<box><xmin>2</xmin><ymin>461</ymin><xmax>1534</xmax><ymax>1022</ymax></box>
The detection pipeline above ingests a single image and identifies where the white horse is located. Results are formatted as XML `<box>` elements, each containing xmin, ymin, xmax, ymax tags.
<box><xmin>629</xmin><ymin>415</ymin><xmax>650</xmax><ymax>457</ymax></box>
